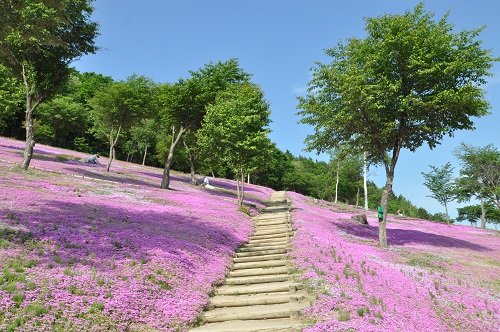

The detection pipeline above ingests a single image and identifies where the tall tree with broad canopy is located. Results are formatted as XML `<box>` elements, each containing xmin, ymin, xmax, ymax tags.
<box><xmin>454</xmin><ymin>143</ymin><xmax>500</xmax><ymax>228</ymax></box>
<box><xmin>0</xmin><ymin>0</ymin><xmax>98</xmax><ymax>170</ymax></box>
<box><xmin>91</xmin><ymin>75</ymin><xmax>157</xmax><ymax>172</ymax></box>
<box><xmin>158</xmin><ymin>59</ymin><xmax>250</xmax><ymax>189</ymax></box>
<box><xmin>421</xmin><ymin>162</ymin><xmax>456</xmax><ymax>225</ymax></box>
<box><xmin>297</xmin><ymin>4</ymin><xmax>495</xmax><ymax>247</ymax></box>
<box><xmin>197</xmin><ymin>83</ymin><xmax>272</xmax><ymax>207</ymax></box>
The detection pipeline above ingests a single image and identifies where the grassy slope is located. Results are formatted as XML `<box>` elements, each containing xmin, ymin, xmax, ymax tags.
<box><xmin>1</xmin><ymin>137</ymin><xmax>498</xmax><ymax>332</ymax></box>
<box><xmin>0</xmin><ymin>137</ymin><xmax>272</xmax><ymax>331</ymax></box>
<box><xmin>289</xmin><ymin>192</ymin><xmax>499</xmax><ymax>332</ymax></box>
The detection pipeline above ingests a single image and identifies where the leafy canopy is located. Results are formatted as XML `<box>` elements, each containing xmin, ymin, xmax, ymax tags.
<box><xmin>197</xmin><ymin>83</ymin><xmax>271</xmax><ymax>174</ymax></box>
<box><xmin>0</xmin><ymin>0</ymin><xmax>99</xmax><ymax>101</ymax></box>
<box><xmin>421</xmin><ymin>162</ymin><xmax>455</xmax><ymax>206</ymax></box>
<box><xmin>298</xmin><ymin>3</ymin><xmax>495</xmax><ymax>163</ymax></box>
<box><xmin>454</xmin><ymin>143</ymin><xmax>500</xmax><ymax>209</ymax></box>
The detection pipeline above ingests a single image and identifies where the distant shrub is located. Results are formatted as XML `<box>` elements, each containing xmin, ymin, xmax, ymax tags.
<box><xmin>239</xmin><ymin>205</ymin><xmax>251</xmax><ymax>215</ymax></box>
<box><xmin>338</xmin><ymin>309</ymin><xmax>351</xmax><ymax>321</ymax></box>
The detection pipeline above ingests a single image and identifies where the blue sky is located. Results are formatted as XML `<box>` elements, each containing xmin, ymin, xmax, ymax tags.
<box><xmin>73</xmin><ymin>0</ymin><xmax>500</xmax><ymax>219</ymax></box>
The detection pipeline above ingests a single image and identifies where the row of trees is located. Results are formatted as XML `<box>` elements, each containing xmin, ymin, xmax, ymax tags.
<box><xmin>0</xmin><ymin>1</ymin><xmax>274</xmax><ymax>205</ymax></box>
<box><xmin>2</xmin><ymin>60</ymin><xmax>436</xmax><ymax>214</ymax></box>
<box><xmin>297</xmin><ymin>4</ymin><xmax>497</xmax><ymax>246</ymax></box>
<box><xmin>422</xmin><ymin>143</ymin><xmax>500</xmax><ymax>228</ymax></box>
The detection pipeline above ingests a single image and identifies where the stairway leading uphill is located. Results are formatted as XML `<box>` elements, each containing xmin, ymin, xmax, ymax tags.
<box><xmin>189</xmin><ymin>191</ymin><xmax>308</xmax><ymax>332</ymax></box>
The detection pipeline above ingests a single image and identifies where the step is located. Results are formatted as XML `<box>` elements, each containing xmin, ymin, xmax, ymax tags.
<box><xmin>247</xmin><ymin>239</ymin><xmax>288</xmax><ymax>246</ymax></box>
<box><xmin>243</xmin><ymin>241</ymin><xmax>288</xmax><ymax>249</ymax></box>
<box><xmin>255</xmin><ymin>217</ymin><xmax>290</xmax><ymax>226</ymax></box>
<box><xmin>236</xmin><ymin>248</ymin><xmax>288</xmax><ymax>257</ymax></box>
<box><xmin>210</xmin><ymin>292</ymin><xmax>290</xmax><ymax>308</ymax></box>
<box><xmin>225</xmin><ymin>274</ymin><xmax>289</xmax><ymax>285</ymax></box>
<box><xmin>216</xmin><ymin>281</ymin><xmax>302</xmax><ymax>295</ymax></box>
<box><xmin>229</xmin><ymin>266</ymin><xmax>291</xmax><ymax>277</ymax></box>
<box><xmin>239</xmin><ymin>244</ymin><xmax>289</xmax><ymax>252</ymax></box>
<box><xmin>253</xmin><ymin>226</ymin><xmax>291</xmax><ymax>233</ymax></box>
<box><xmin>253</xmin><ymin>229</ymin><xmax>293</xmax><ymax>236</ymax></box>
<box><xmin>232</xmin><ymin>259</ymin><xmax>287</xmax><ymax>270</ymax></box>
<box><xmin>190</xmin><ymin>318</ymin><xmax>306</xmax><ymax>332</ymax></box>
<box><xmin>251</xmin><ymin>232</ymin><xmax>291</xmax><ymax>240</ymax></box>
<box><xmin>255</xmin><ymin>214</ymin><xmax>289</xmax><ymax>220</ymax></box>
<box><xmin>210</xmin><ymin>291</ymin><xmax>307</xmax><ymax>308</ymax></box>
<box><xmin>233</xmin><ymin>254</ymin><xmax>286</xmax><ymax>263</ymax></box>
<box><xmin>203</xmin><ymin>302</ymin><xmax>307</xmax><ymax>323</ymax></box>
<box><xmin>190</xmin><ymin>319</ymin><xmax>303</xmax><ymax>332</ymax></box>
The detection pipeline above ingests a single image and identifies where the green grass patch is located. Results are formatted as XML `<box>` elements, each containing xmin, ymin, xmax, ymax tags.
<box><xmin>338</xmin><ymin>309</ymin><xmax>351</xmax><ymax>321</ymax></box>
<box><xmin>405</xmin><ymin>252</ymin><xmax>447</xmax><ymax>272</ymax></box>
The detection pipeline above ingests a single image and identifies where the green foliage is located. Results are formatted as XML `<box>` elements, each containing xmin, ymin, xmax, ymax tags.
<box><xmin>454</xmin><ymin>143</ymin><xmax>500</xmax><ymax>209</ymax></box>
<box><xmin>0</xmin><ymin>65</ymin><xmax>23</xmax><ymax>131</ymax></box>
<box><xmin>457</xmin><ymin>203</ymin><xmax>500</xmax><ymax>227</ymax></box>
<box><xmin>197</xmin><ymin>83</ymin><xmax>272</xmax><ymax>203</ymax></box>
<box><xmin>421</xmin><ymin>162</ymin><xmax>455</xmax><ymax>222</ymax></box>
<box><xmin>298</xmin><ymin>4</ymin><xmax>493</xmax><ymax>160</ymax></box>
<box><xmin>0</xmin><ymin>0</ymin><xmax>99</xmax><ymax>101</ymax></box>
<box><xmin>197</xmin><ymin>83</ymin><xmax>271</xmax><ymax>173</ymax></box>
<box><xmin>297</xmin><ymin>3</ymin><xmax>495</xmax><ymax>245</ymax></box>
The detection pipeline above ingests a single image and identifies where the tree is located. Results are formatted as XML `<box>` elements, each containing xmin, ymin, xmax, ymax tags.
<box><xmin>457</xmin><ymin>203</ymin><xmax>500</xmax><ymax>228</ymax></box>
<box><xmin>252</xmin><ymin>146</ymin><xmax>294</xmax><ymax>190</ymax></box>
<box><xmin>0</xmin><ymin>0</ymin><xmax>98</xmax><ymax>170</ymax></box>
<box><xmin>457</xmin><ymin>205</ymin><xmax>481</xmax><ymax>227</ymax></box>
<box><xmin>297</xmin><ymin>4</ymin><xmax>495</xmax><ymax>247</ymax></box>
<box><xmin>197</xmin><ymin>83</ymin><xmax>271</xmax><ymax>206</ymax></box>
<box><xmin>454</xmin><ymin>143</ymin><xmax>500</xmax><ymax>228</ymax></box>
<box><xmin>91</xmin><ymin>75</ymin><xmax>156</xmax><ymax>171</ymax></box>
<box><xmin>421</xmin><ymin>162</ymin><xmax>455</xmax><ymax>224</ymax></box>
<box><xmin>158</xmin><ymin>59</ymin><xmax>251</xmax><ymax>189</ymax></box>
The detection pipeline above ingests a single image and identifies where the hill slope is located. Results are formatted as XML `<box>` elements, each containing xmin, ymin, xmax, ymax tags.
<box><xmin>289</xmin><ymin>193</ymin><xmax>499</xmax><ymax>332</ymax></box>
<box><xmin>0</xmin><ymin>137</ymin><xmax>498</xmax><ymax>332</ymax></box>
<box><xmin>0</xmin><ymin>137</ymin><xmax>271</xmax><ymax>331</ymax></box>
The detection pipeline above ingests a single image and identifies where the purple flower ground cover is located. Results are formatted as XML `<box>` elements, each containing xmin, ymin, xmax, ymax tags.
<box><xmin>0</xmin><ymin>137</ymin><xmax>273</xmax><ymax>331</ymax></box>
<box><xmin>289</xmin><ymin>192</ymin><xmax>499</xmax><ymax>332</ymax></box>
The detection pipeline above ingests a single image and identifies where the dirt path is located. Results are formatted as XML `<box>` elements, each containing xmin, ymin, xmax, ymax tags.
<box><xmin>189</xmin><ymin>191</ymin><xmax>309</xmax><ymax>332</ymax></box>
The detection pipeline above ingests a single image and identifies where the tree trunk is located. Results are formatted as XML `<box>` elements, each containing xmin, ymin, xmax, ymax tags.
<box><xmin>236</xmin><ymin>174</ymin><xmax>241</xmax><ymax>206</ymax></box>
<box><xmin>106</xmin><ymin>126</ymin><xmax>122</xmax><ymax>172</ymax></box>
<box><xmin>160</xmin><ymin>126</ymin><xmax>186</xmax><ymax>189</ymax></box>
<box><xmin>21</xmin><ymin>96</ymin><xmax>36</xmax><ymax>170</ymax></box>
<box><xmin>247</xmin><ymin>173</ymin><xmax>250</xmax><ymax>184</ymax></box>
<box><xmin>239</xmin><ymin>169</ymin><xmax>245</xmax><ymax>207</ymax></box>
<box><xmin>20</xmin><ymin>65</ymin><xmax>43</xmax><ymax>171</ymax></box>
<box><xmin>444</xmin><ymin>202</ymin><xmax>450</xmax><ymax>225</ymax></box>
<box><xmin>182</xmin><ymin>138</ymin><xmax>197</xmax><ymax>185</ymax></box>
<box><xmin>480</xmin><ymin>199</ymin><xmax>486</xmax><ymax>229</ymax></box>
<box><xmin>334</xmin><ymin>163</ymin><xmax>339</xmax><ymax>203</ymax></box>
<box><xmin>356</xmin><ymin>187</ymin><xmax>360</xmax><ymax>207</ymax></box>
<box><xmin>380</xmin><ymin>171</ymin><xmax>393</xmax><ymax>248</ymax></box>
<box><xmin>363</xmin><ymin>152</ymin><xmax>368</xmax><ymax>210</ymax></box>
<box><xmin>106</xmin><ymin>140</ymin><xmax>114</xmax><ymax>172</ymax></box>
<box><xmin>242</xmin><ymin>170</ymin><xmax>245</xmax><ymax>205</ymax></box>
<box><xmin>142</xmin><ymin>145</ymin><xmax>148</xmax><ymax>166</ymax></box>
<box><xmin>211</xmin><ymin>171</ymin><xmax>215</xmax><ymax>178</ymax></box>
<box><xmin>126</xmin><ymin>153</ymin><xmax>130</xmax><ymax>162</ymax></box>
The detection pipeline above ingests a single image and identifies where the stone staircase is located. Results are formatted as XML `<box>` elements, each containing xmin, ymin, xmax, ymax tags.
<box><xmin>189</xmin><ymin>191</ymin><xmax>308</xmax><ymax>332</ymax></box>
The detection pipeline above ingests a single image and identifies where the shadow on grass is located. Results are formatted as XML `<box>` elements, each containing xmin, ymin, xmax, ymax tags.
<box><xmin>335</xmin><ymin>221</ymin><xmax>490</xmax><ymax>251</ymax></box>
<box><xmin>64</xmin><ymin>167</ymin><xmax>160</xmax><ymax>189</ymax></box>
<box><xmin>0</xmin><ymin>199</ymin><xmax>244</xmax><ymax>273</ymax></box>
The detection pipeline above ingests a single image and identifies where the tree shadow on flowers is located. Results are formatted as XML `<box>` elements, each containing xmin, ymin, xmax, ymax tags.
<box><xmin>0</xmin><ymin>199</ymin><xmax>246</xmax><ymax>275</ymax></box>
<box><xmin>335</xmin><ymin>221</ymin><xmax>490</xmax><ymax>251</ymax></box>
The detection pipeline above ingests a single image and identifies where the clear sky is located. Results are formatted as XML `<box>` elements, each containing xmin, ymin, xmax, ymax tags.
<box><xmin>73</xmin><ymin>0</ymin><xmax>500</xmax><ymax>219</ymax></box>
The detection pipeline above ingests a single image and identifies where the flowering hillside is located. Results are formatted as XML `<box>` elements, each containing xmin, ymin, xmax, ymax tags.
<box><xmin>289</xmin><ymin>192</ymin><xmax>499</xmax><ymax>332</ymax></box>
<box><xmin>0</xmin><ymin>137</ymin><xmax>272</xmax><ymax>331</ymax></box>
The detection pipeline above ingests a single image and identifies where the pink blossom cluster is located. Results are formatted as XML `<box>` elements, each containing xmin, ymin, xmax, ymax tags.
<box><xmin>0</xmin><ymin>137</ymin><xmax>273</xmax><ymax>331</ymax></box>
<box><xmin>289</xmin><ymin>192</ymin><xmax>499</xmax><ymax>332</ymax></box>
